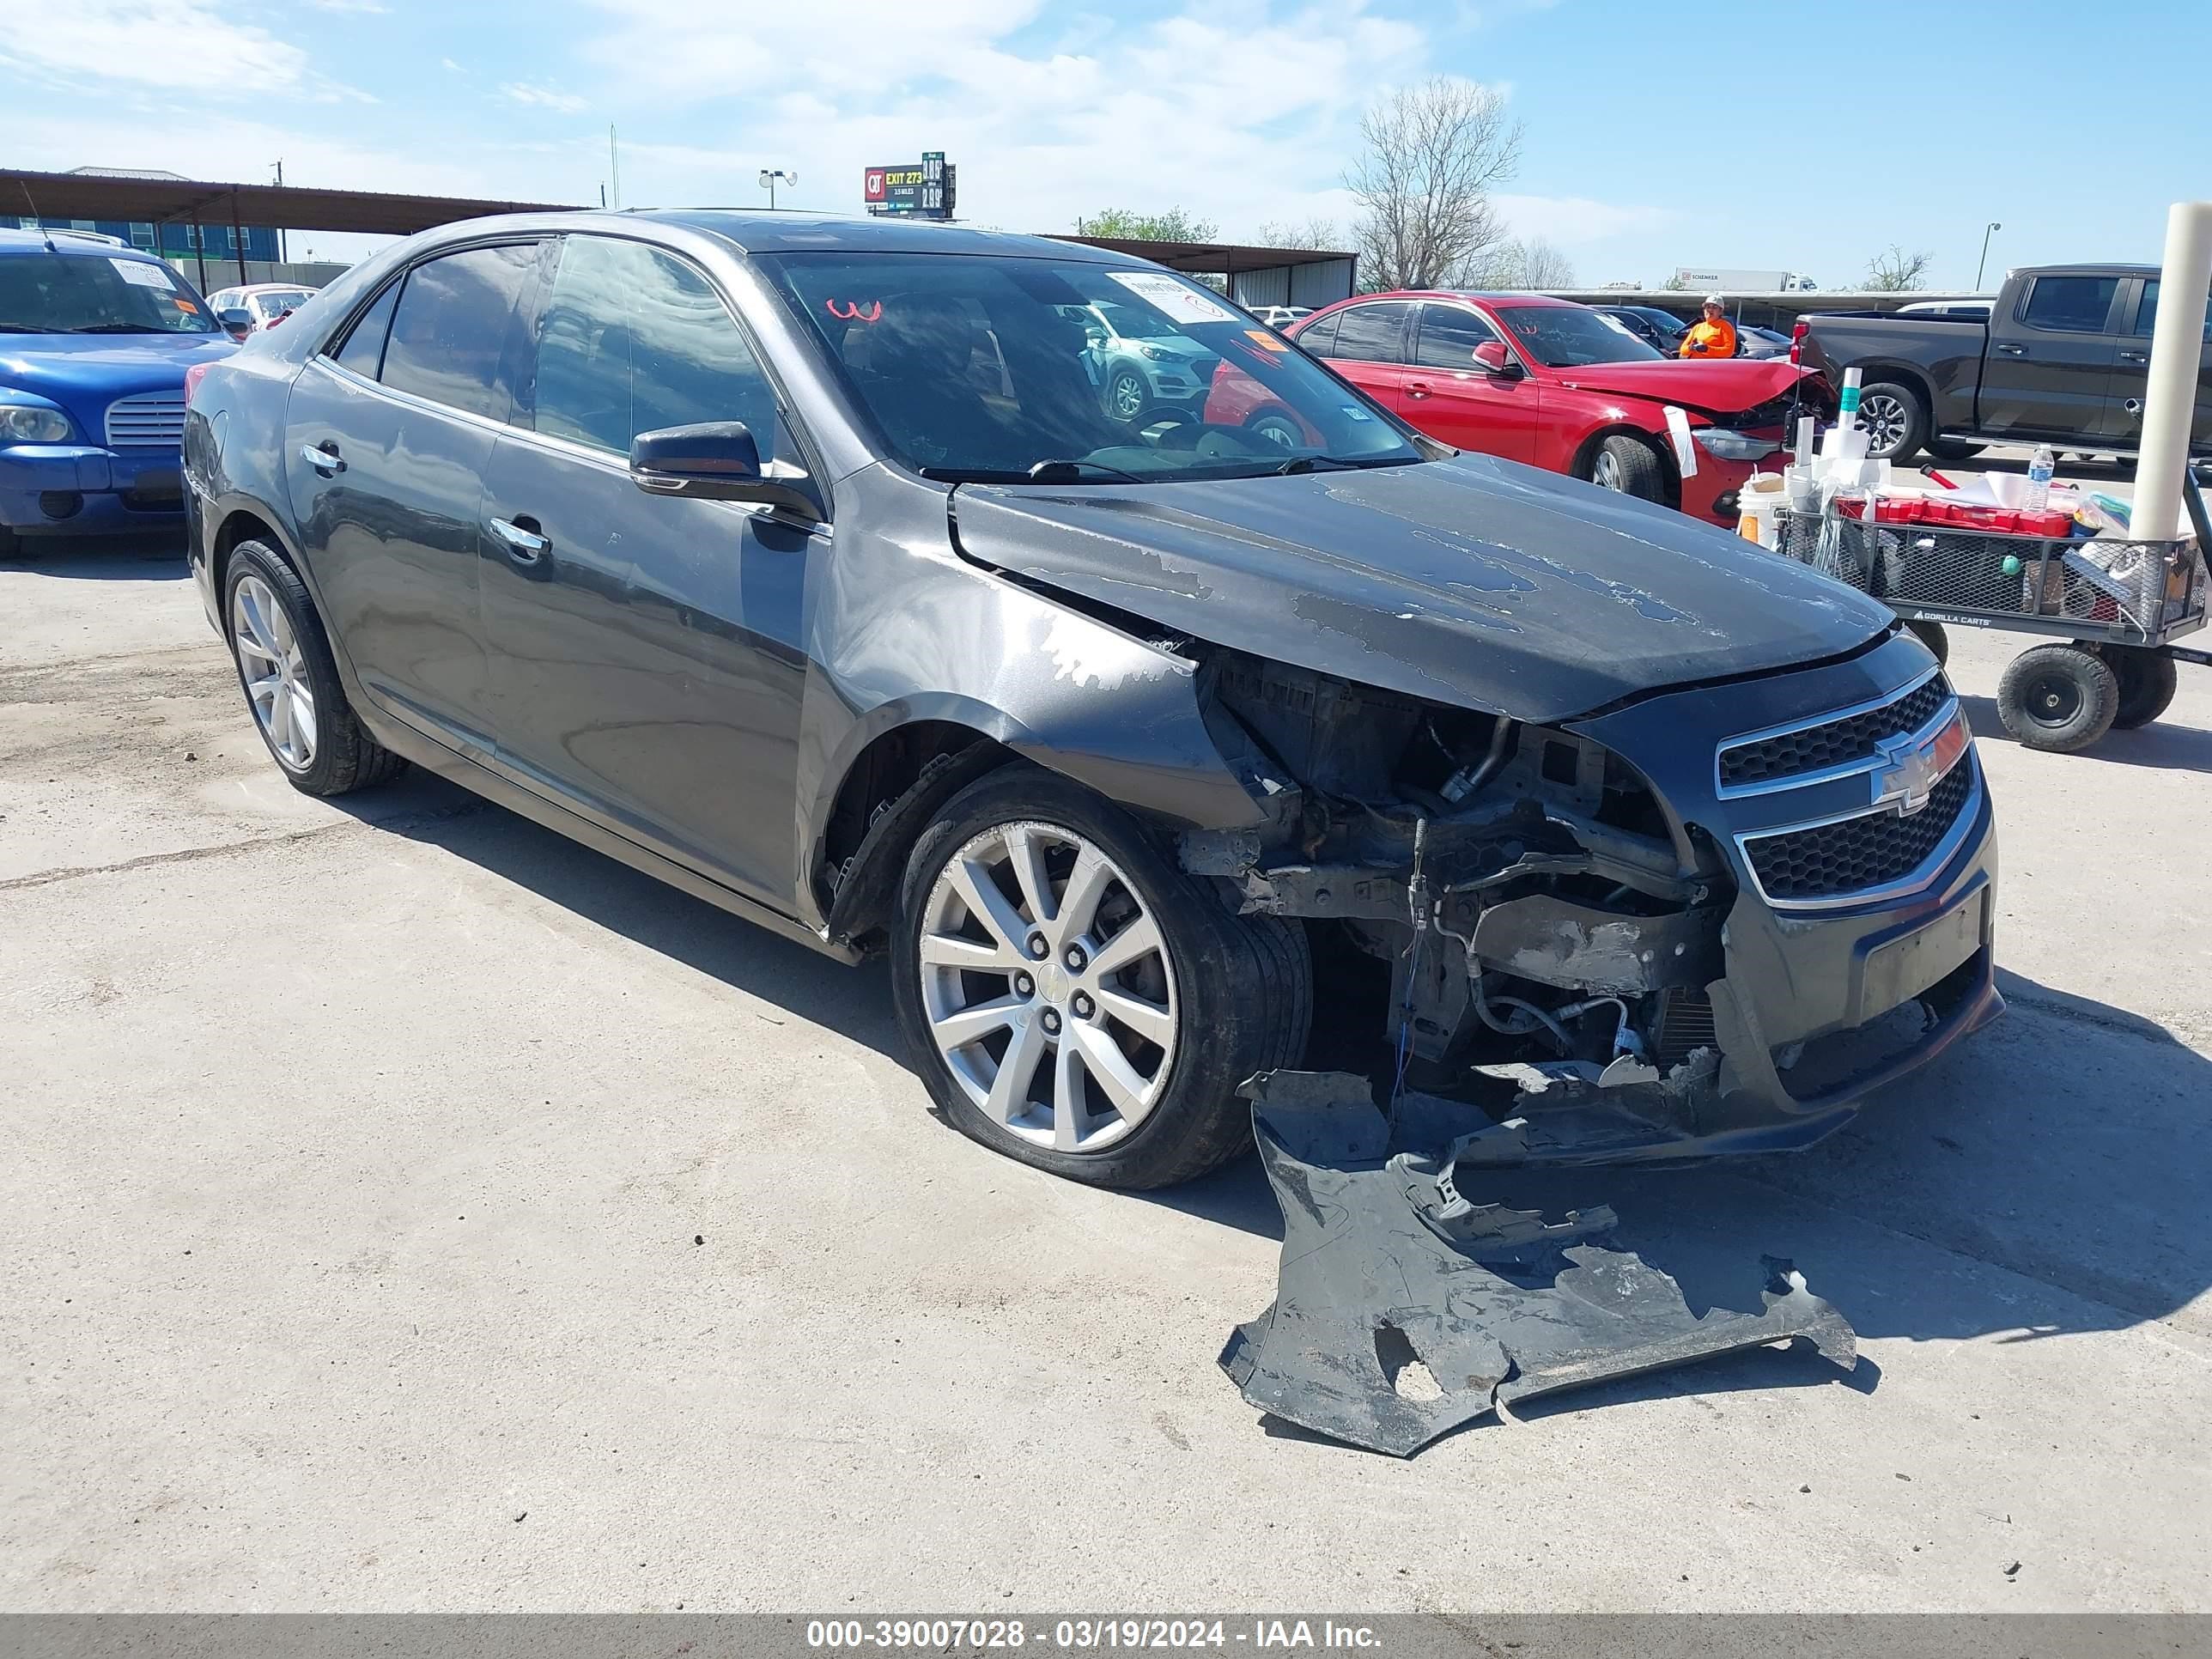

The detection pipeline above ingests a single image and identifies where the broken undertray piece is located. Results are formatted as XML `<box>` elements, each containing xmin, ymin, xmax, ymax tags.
<box><xmin>1219</xmin><ymin>1071</ymin><xmax>1858</xmax><ymax>1457</ymax></box>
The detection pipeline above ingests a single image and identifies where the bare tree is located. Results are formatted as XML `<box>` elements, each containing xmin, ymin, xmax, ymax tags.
<box><xmin>1864</xmin><ymin>245</ymin><xmax>1934</xmax><ymax>292</ymax></box>
<box><xmin>1255</xmin><ymin>217</ymin><xmax>1346</xmax><ymax>252</ymax></box>
<box><xmin>1474</xmin><ymin>235</ymin><xmax>1577</xmax><ymax>289</ymax></box>
<box><xmin>1346</xmin><ymin>76</ymin><xmax>1522</xmax><ymax>291</ymax></box>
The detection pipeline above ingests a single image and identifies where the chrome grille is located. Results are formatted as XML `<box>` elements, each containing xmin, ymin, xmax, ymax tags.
<box><xmin>104</xmin><ymin>391</ymin><xmax>186</xmax><ymax>449</ymax></box>
<box><xmin>1742</xmin><ymin>764</ymin><xmax>1975</xmax><ymax>903</ymax></box>
<box><xmin>1719</xmin><ymin>674</ymin><xmax>1949</xmax><ymax>791</ymax></box>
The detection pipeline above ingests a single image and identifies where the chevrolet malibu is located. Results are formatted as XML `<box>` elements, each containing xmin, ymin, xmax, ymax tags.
<box><xmin>183</xmin><ymin>212</ymin><xmax>2000</xmax><ymax>1190</ymax></box>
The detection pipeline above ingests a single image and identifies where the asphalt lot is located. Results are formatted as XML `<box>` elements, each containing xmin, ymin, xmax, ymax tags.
<box><xmin>5</xmin><ymin>455</ymin><xmax>2210</xmax><ymax>1613</ymax></box>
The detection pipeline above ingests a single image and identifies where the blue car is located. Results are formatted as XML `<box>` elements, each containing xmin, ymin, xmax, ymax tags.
<box><xmin>0</xmin><ymin>228</ymin><xmax>234</xmax><ymax>556</ymax></box>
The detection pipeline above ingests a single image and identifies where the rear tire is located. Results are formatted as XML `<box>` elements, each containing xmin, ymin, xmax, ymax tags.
<box><xmin>1924</xmin><ymin>437</ymin><xmax>1986</xmax><ymax>463</ymax></box>
<box><xmin>1588</xmin><ymin>434</ymin><xmax>1667</xmax><ymax>502</ymax></box>
<box><xmin>0</xmin><ymin>524</ymin><xmax>19</xmax><ymax>561</ymax></box>
<box><xmin>890</xmin><ymin>766</ymin><xmax>1311</xmax><ymax>1190</ymax></box>
<box><xmin>223</xmin><ymin>538</ymin><xmax>406</xmax><ymax>796</ymax></box>
<box><xmin>1996</xmin><ymin>643</ymin><xmax>2119</xmax><ymax>752</ymax></box>
<box><xmin>2106</xmin><ymin>645</ymin><xmax>2179</xmax><ymax>730</ymax></box>
<box><xmin>1858</xmin><ymin>381</ymin><xmax>1928</xmax><ymax>463</ymax></box>
<box><xmin>1905</xmin><ymin>618</ymin><xmax>1950</xmax><ymax>666</ymax></box>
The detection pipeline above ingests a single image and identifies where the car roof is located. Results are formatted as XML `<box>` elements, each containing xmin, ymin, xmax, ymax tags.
<box><xmin>489</xmin><ymin>209</ymin><xmax>1151</xmax><ymax>268</ymax></box>
<box><xmin>0</xmin><ymin>226</ymin><xmax>172</xmax><ymax>262</ymax></box>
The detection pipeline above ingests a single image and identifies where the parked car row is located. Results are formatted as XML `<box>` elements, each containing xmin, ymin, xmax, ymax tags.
<box><xmin>206</xmin><ymin>283</ymin><xmax>321</xmax><ymax>337</ymax></box>
<box><xmin>1211</xmin><ymin>288</ymin><xmax>1821</xmax><ymax>526</ymax></box>
<box><xmin>174</xmin><ymin>210</ymin><xmax>1996</xmax><ymax>1194</ymax></box>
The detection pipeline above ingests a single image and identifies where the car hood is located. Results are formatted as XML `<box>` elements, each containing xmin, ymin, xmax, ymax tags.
<box><xmin>0</xmin><ymin>333</ymin><xmax>235</xmax><ymax>425</ymax></box>
<box><xmin>950</xmin><ymin>453</ymin><xmax>1891</xmax><ymax>725</ymax></box>
<box><xmin>1545</xmin><ymin>357</ymin><xmax>1808</xmax><ymax>419</ymax></box>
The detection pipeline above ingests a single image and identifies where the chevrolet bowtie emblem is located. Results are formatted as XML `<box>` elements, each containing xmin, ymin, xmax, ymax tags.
<box><xmin>1873</xmin><ymin>707</ymin><xmax>1968</xmax><ymax>816</ymax></box>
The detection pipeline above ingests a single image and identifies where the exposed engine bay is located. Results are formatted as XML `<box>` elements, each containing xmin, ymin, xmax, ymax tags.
<box><xmin>1182</xmin><ymin>648</ymin><xmax>1737</xmax><ymax>1142</ymax></box>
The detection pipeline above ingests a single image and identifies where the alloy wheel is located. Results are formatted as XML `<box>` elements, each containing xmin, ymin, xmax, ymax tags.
<box><xmin>918</xmin><ymin>821</ymin><xmax>1179</xmax><ymax>1153</ymax></box>
<box><xmin>1860</xmin><ymin>392</ymin><xmax>1909</xmax><ymax>456</ymax></box>
<box><xmin>1109</xmin><ymin>371</ymin><xmax>1146</xmax><ymax>421</ymax></box>
<box><xmin>231</xmin><ymin>573</ymin><xmax>317</xmax><ymax>770</ymax></box>
<box><xmin>1592</xmin><ymin>450</ymin><xmax>1621</xmax><ymax>489</ymax></box>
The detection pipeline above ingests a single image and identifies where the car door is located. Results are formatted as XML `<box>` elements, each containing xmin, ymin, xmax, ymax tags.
<box><xmin>2107</xmin><ymin>276</ymin><xmax>2212</xmax><ymax>450</ymax></box>
<box><xmin>283</xmin><ymin>240</ymin><xmax>543</xmax><ymax>757</ymax></box>
<box><xmin>1311</xmin><ymin>300</ymin><xmax>1417</xmax><ymax>413</ymax></box>
<box><xmin>1978</xmin><ymin>272</ymin><xmax>2124</xmax><ymax>440</ymax></box>
<box><xmin>476</xmin><ymin>231</ymin><xmax>817</xmax><ymax>907</ymax></box>
<box><xmin>1404</xmin><ymin>301</ymin><xmax>1540</xmax><ymax>461</ymax></box>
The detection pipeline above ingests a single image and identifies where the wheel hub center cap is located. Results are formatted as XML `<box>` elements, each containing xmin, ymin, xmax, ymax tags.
<box><xmin>1037</xmin><ymin>960</ymin><xmax>1071</xmax><ymax>1004</ymax></box>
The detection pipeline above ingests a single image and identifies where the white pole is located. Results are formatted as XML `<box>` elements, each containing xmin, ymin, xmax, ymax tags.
<box><xmin>2129</xmin><ymin>201</ymin><xmax>2212</xmax><ymax>542</ymax></box>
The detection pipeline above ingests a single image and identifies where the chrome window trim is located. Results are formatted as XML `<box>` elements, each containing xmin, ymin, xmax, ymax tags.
<box><xmin>1713</xmin><ymin>660</ymin><xmax>1946</xmax><ymax>799</ymax></box>
<box><xmin>1732</xmin><ymin>752</ymin><xmax>1983</xmax><ymax>913</ymax></box>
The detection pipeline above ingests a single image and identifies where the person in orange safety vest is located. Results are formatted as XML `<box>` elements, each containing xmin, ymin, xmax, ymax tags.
<box><xmin>1680</xmin><ymin>295</ymin><xmax>1739</xmax><ymax>358</ymax></box>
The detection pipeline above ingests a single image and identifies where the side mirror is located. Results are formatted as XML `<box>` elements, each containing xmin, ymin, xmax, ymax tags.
<box><xmin>217</xmin><ymin>308</ymin><xmax>254</xmax><ymax>341</ymax></box>
<box><xmin>1473</xmin><ymin>340</ymin><xmax>1517</xmax><ymax>376</ymax></box>
<box><xmin>629</xmin><ymin>421</ymin><xmax>818</xmax><ymax>518</ymax></box>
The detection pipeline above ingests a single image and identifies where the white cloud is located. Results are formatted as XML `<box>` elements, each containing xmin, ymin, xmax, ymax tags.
<box><xmin>441</xmin><ymin>56</ymin><xmax>464</xmax><ymax>71</ymax></box>
<box><xmin>582</xmin><ymin>0</ymin><xmax>1427</xmax><ymax>242</ymax></box>
<box><xmin>500</xmin><ymin>82</ymin><xmax>588</xmax><ymax>114</ymax></box>
<box><xmin>0</xmin><ymin>0</ymin><xmax>308</xmax><ymax>89</ymax></box>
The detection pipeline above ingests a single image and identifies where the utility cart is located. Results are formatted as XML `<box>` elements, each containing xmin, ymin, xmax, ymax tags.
<box><xmin>1771</xmin><ymin>471</ymin><xmax>2212</xmax><ymax>752</ymax></box>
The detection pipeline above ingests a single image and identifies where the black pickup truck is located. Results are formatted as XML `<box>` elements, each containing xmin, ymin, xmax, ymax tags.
<box><xmin>1797</xmin><ymin>263</ymin><xmax>2212</xmax><ymax>464</ymax></box>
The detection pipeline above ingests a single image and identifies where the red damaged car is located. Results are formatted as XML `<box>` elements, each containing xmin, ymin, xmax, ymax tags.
<box><xmin>1207</xmin><ymin>291</ymin><xmax>1820</xmax><ymax>526</ymax></box>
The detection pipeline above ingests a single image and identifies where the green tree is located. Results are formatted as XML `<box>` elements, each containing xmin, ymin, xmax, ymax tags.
<box><xmin>1073</xmin><ymin>208</ymin><xmax>1220</xmax><ymax>243</ymax></box>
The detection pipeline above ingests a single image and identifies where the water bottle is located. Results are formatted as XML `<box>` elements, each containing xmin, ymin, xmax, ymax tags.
<box><xmin>2025</xmin><ymin>445</ymin><xmax>2055</xmax><ymax>512</ymax></box>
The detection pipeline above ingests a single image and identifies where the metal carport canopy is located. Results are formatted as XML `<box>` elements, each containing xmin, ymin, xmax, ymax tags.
<box><xmin>1</xmin><ymin>167</ymin><xmax>576</xmax><ymax>237</ymax></box>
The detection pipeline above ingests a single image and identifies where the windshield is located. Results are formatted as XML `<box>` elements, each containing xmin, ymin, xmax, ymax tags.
<box><xmin>1495</xmin><ymin>304</ymin><xmax>1664</xmax><ymax>368</ymax></box>
<box><xmin>0</xmin><ymin>252</ymin><xmax>217</xmax><ymax>335</ymax></box>
<box><xmin>252</xmin><ymin>289</ymin><xmax>314</xmax><ymax>319</ymax></box>
<box><xmin>760</xmin><ymin>252</ymin><xmax>1423</xmax><ymax>484</ymax></box>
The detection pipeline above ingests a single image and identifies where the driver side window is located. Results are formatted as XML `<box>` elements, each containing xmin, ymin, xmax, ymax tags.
<box><xmin>1415</xmin><ymin>306</ymin><xmax>1502</xmax><ymax>369</ymax></box>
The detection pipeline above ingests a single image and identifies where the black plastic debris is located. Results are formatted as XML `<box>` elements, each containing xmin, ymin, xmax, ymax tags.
<box><xmin>1219</xmin><ymin>1071</ymin><xmax>1858</xmax><ymax>1457</ymax></box>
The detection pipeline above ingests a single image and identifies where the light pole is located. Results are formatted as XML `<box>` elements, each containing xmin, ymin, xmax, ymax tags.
<box><xmin>758</xmin><ymin>168</ymin><xmax>796</xmax><ymax>210</ymax></box>
<box><xmin>1976</xmin><ymin>222</ymin><xmax>2002</xmax><ymax>291</ymax></box>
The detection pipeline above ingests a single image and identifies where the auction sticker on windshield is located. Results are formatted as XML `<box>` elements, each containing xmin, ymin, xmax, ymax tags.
<box><xmin>1108</xmin><ymin>270</ymin><xmax>1239</xmax><ymax>325</ymax></box>
<box><xmin>110</xmin><ymin>258</ymin><xmax>173</xmax><ymax>289</ymax></box>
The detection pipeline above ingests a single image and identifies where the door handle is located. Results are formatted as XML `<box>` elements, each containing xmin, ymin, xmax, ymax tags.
<box><xmin>489</xmin><ymin>516</ymin><xmax>549</xmax><ymax>565</ymax></box>
<box><xmin>300</xmin><ymin>442</ymin><xmax>343</xmax><ymax>474</ymax></box>
<box><xmin>2120</xmin><ymin>349</ymin><xmax>2149</xmax><ymax>364</ymax></box>
<box><xmin>1404</xmin><ymin>380</ymin><xmax>1432</xmax><ymax>399</ymax></box>
<box><xmin>1996</xmin><ymin>343</ymin><xmax>2027</xmax><ymax>356</ymax></box>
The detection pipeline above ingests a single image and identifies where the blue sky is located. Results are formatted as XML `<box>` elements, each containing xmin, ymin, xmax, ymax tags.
<box><xmin>3</xmin><ymin>0</ymin><xmax>2203</xmax><ymax>290</ymax></box>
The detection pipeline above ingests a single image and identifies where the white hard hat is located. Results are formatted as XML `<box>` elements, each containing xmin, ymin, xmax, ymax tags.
<box><xmin>1703</xmin><ymin>294</ymin><xmax>1725</xmax><ymax>307</ymax></box>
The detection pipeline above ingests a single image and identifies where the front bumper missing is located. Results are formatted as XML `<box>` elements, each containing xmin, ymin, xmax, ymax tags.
<box><xmin>1219</xmin><ymin>1072</ymin><xmax>1858</xmax><ymax>1457</ymax></box>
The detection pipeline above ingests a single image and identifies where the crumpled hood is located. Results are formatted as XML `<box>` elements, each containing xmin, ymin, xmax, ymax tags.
<box><xmin>0</xmin><ymin>333</ymin><xmax>235</xmax><ymax>431</ymax></box>
<box><xmin>951</xmin><ymin>453</ymin><xmax>1890</xmax><ymax>724</ymax></box>
<box><xmin>1547</xmin><ymin>356</ymin><xmax>1808</xmax><ymax>418</ymax></box>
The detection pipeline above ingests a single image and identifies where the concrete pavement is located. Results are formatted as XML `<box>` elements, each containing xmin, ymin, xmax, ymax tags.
<box><xmin>3</xmin><ymin>523</ymin><xmax>2209</xmax><ymax>1613</ymax></box>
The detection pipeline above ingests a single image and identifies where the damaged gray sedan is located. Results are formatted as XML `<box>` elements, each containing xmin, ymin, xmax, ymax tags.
<box><xmin>185</xmin><ymin>210</ymin><xmax>1997</xmax><ymax>1196</ymax></box>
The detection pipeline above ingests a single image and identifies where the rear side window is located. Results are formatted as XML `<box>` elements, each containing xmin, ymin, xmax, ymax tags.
<box><xmin>1328</xmin><ymin>303</ymin><xmax>1409</xmax><ymax>363</ymax></box>
<box><xmin>2130</xmin><ymin>279</ymin><xmax>2212</xmax><ymax>339</ymax></box>
<box><xmin>2019</xmin><ymin>276</ymin><xmax>2118</xmax><ymax>334</ymax></box>
<box><xmin>531</xmin><ymin>234</ymin><xmax>775</xmax><ymax>457</ymax></box>
<box><xmin>330</xmin><ymin>281</ymin><xmax>399</xmax><ymax>379</ymax></box>
<box><xmin>379</xmin><ymin>243</ymin><xmax>539</xmax><ymax>422</ymax></box>
<box><xmin>1291</xmin><ymin>312</ymin><xmax>1340</xmax><ymax>357</ymax></box>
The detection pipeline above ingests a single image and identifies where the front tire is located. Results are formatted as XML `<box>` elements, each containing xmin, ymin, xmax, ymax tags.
<box><xmin>890</xmin><ymin>767</ymin><xmax>1310</xmax><ymax>1190</ymax></box>
<box><xmin>1905</xmin><ymin>618</ymin><xmax>1950</xmax><ymax>666</ymax></box>
<box><xmin>1588</xmin><ymin>434</ymin><xmax>1666</xmax><ymax>501</ymax></box>
<box><xmin>223</xmin><ymin>538</ymin><xmax>405</xmax><ymax>796</ymax></box>
<box><xmin>1857</xmin><ymin>382</ymin><xmax>1928</xmax><ymax>463</ymax></box>
<box><xmin>1996</xmin><ymin>643</ymin><xmax>2119</xmax><ymax>752</ymax></box>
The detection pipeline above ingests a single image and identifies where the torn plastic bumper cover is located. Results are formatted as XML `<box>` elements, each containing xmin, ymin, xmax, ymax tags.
<box><xmin>1219</xmin><ymin>1072</ymin><xmax>1858</xmax><ymax>1457</ymax></box>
